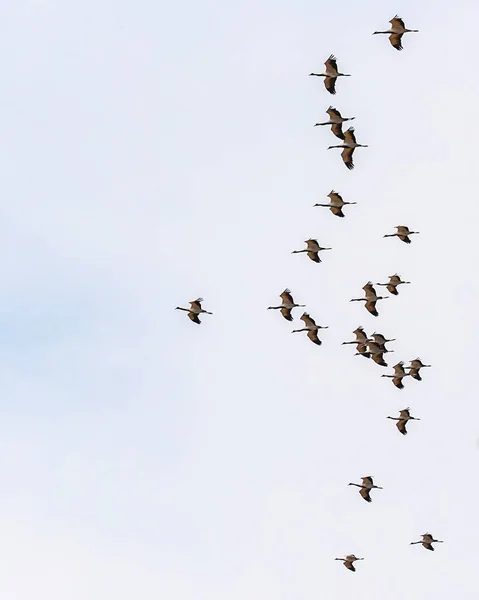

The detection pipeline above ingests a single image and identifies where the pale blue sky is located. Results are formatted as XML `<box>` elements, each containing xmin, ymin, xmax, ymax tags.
<box><xmin>0</xmin><ymin>1</ymin><xmax>478</xmax><ymax>598</ymax></box>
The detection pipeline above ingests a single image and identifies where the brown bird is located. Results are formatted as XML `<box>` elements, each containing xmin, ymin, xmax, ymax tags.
<box><xmin>314</xmin><ymin>106</ymin><xmax>355</xmax><ymax>140</ymax></box>
<box><xmin>175</xmin><ymin>297</ymin><xmax>212</xmax><ymax>324</ymax></box>
<box><xmin>387</xmin><ymin>408</ymin><xmax>420</xmax><ymax>435</ymax></box>
<box><xmin>267</xmin><ymin>289</ymin><xmax>305</xmax><ymax>322</ymax></box>
<box><xmin>373</xmin><ymin>15</ymin><xmax>419</xmax><ymax>51</ymax></box>
<box><xmin>350</xmin><ymin>282</ymin><xmax>388</xmax><ymax>316</ymax></box>
<box><xmin>292</xmin><ymin>239</ymin><xmax>332</xmax><ymax>263</ymax></box>
<box><xmin>328</xmin><ymin>127</ymin><xmax>368</xmax><ymax>170</ymax></box>
<box><xmin>314</xmin><ymin>190</ymin><xmax>357</xmax><ymax>218</ymax></box>
<box><xmin>309</xmin><ymin>55</ymin><xmax>351</xmax><ymax>95</ymax></box>
<box><xmin>381</xmin><ymin>361</ymin><xmax>410</xmax><ymax>389</ymax></box>
<box><xmin>376</xmin><ymin>274</ymin><xmax>411</xmax><ymax>296</ymax></box>
<box><xmin>334</xmin><ymin>554</ymin><xmax>364</xmax><ymax>572</ymax></box>
<box><xmin>384</xmin><ymin>225</ymin><xmax>420</xmax><ymax>244</ymax></box>
<box><xmin>348</xmin><ymin>476</ymin><xmax>383</xmax><ymax>503</ymax></box>
<box><xmin>368</xmin><ymin>332</ymin><xmax>396</xmax><ymax>351</ymax></box>
<box><xmin>342</xmin><ymin>326</ymin><xmax>370</xmax><ymax>359</ymax></box>
<box><xmin>410</xmin><ymin>533</ymin><xmax>443</xmax><ymax>551</ymax></box>
<box><xmin>407</xmin><ymin>358</ymin><xmax>431</xmax><ymax>381</ymax></box>
<box><xmin>292</xmin><ymin>312</ymin><xmax>328</xmax><ymax>345</ymax></box>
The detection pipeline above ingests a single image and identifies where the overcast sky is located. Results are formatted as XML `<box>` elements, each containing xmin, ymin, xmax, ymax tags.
<box><xmin>1</xmin><ymin>0</ymin><xmax>478</xmax><ymax>598</ymax></box>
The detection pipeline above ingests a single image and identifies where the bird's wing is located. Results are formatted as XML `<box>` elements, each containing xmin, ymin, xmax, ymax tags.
<box><xmin>363</xmin><ymin>282</ymin><xmax>376</xmax><ymax>294</ymax></box>
<box><xmin>394</xmin><ymin>363</ymin><xmax>406</xmax><ymax>375</ymax></box>
<box><xmin>307</xmin><ymin>251</ymin><xmax>321</xmax><ymax>263</ymax></box>
<box><xmin>393</xmin><ymin>377</ymin><xmax>404</xmax><ymax>389</ymax></box>
<box><xmin>343</xmin><ymin>127</ymin><xmax>357</xmax><ymax>144</ymax></box>
<box><xmin>331</xmin><ymin>206</ymin><xmax>345</xmax><ymax>217</ymax></box>
<box><xmin>399</xmin><ymin>235</ymin><xmax>411</xmax><ymax>244</ymax></box>
<box><xmin>387</xmin><ymin>283</ymin><xmax>399</xmax><ymax>295</ymax></box>
<box><xmin>399</xmin><ymin>409</ymin><xmax>410</xmax><ymax>418</ymax></box>
<box><xmin>307</xmin><ymin>329</ymin><xmax>322</xmax><ymax>345</ymax></box>
<box><xmin>409</xmin><ymin>368</ymin><xmax>422</xmax><ymax>380</ymax></box>
<box><xmin>396</xmin><ymin>419</ymin><xmax>407</xmax><ymax>434</ymax></box>
<box><xmin>190</xmin><ymin>299</ymin><xmax>203</xmax><ymax>310</ymax></box>
<box><xmin>326</xmin><ymin>106</ymin><xmax>341</xmax><ymax>119</ymax></box>
<box><xmin>389</xmin><ymin>275</ymin><xmax>401</xmax><ymax>283</ymax></box>
<box><xmin>397</xmin><ymin>226</ymin><xmax>409</xmax><ymax>234</ymax></box>
<box><xmin>389</xmin><ymin>32</ymin><xmax>404</xmax><ymax>50</ymax></box>
<box><xmin>365</xmin><ymin>300</ymin><xmax>378</xmax><ymax>316</ymax></box>
<box><xmin>301</xmin><ymin>314</ymin><xmax>316</xmax><ymax>328</ymax></box>
<box><xmin>361</xmin><ymin>476</ymin><xmax>373</xmax><ymax>486</ymax></box>
<box><xmin>324</xmin><ymin>76</ymin><xmax>336</xmax><ymax>95</ymax></box>
<box><xmin>328</xmin><ymin>191</ymin><xmax>343</xmax><ymax>204</ymax></box>
<box><xmin>280</xmin><ymin>290</ymin><xmax>294</xmax><ymax>305</ymax></box>
<box><xmin>356</xmin><ymin>342</ymin><xmax>369</xmax><ymax>354</ymax></box>
<box><xmin>341</xmin><ymin>146</ymin><xmax>355</xmax><ymax>170</ymax></box>
<box><xmin>354</xmin><ymin>327</ymin><xmax>367</xmax><ymax>340</ymax></box>
<box><xmin>306</xmin><ymin>239</ymin><xmax>320</xmax><ymax>251</ymax></box>
<box><xmin>372</xmin><ymin>334</ymin><xmax>385</xmax><ymax>345</ymax></box>
<box><xmin>360</xmin><ymin>487</ymin><xmax>372</xmax><ymax>502</ymax></box>
<box><xmin>344</xmin><ymin>561</ymin><xmax>355</xmax><ymax>572</ymax></box>
<box><xmin>372</xmin><ymin>353</ymin><xmax>386</xmax><ymax>366</ymax></box>
<box><xmin>423</xmin><ymin>543</ymin><xmax>434</xmax><ymax>551</ymax></box>
<box><xmin>280</xmin><ymin>307</ymin><xmax>293</xmax><ymax>321</ymax></box>
<box><xmin>325</xmin><ymin>55</ymin><xmax>338</xmax><ymax>73</ymax></box>
<box><xmin>390</xmin><ymin>16</ymin><xmax>405</xmax><ymax>29</ymax></box>
<box><xmin>188</xmin><ymin>312</ymin><xmax>201</xmax><ymax>324</ymax></box>
<box><xmin>331</xmin><ymin>122</ymin><xmax>345</xmax><ymax>140</ymax></box>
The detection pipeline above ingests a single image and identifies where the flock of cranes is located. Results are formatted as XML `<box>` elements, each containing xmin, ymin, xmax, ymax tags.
<box><xmin>176</xmin><ymin>15</ymin><xmax>441</xmax><ymax>572</ymax></box>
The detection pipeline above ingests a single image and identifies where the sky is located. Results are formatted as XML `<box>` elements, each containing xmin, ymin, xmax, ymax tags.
<box><xmin>0</xmin><ymin>0</ymin><xmax>478</xmax><ymax>598</ymax></box>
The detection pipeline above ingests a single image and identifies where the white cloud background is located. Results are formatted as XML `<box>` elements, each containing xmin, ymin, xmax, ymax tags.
<box><xmin>0</xmin><ymin>0</ymin><xmax>478</xmax><ymax>598</ymax></box>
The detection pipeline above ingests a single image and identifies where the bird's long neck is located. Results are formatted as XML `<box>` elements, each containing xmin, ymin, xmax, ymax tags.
<box><xmin>387</xmin><ymin>416</ymin><xmax>399</xmax><ymax>420</ymax></box>
<box><xmin>309</xmin><ymin>73</ymin><xmax>325</xmax><ymax>77</ymax></box>
<box><xmin>267</xmin><ymin>306</ymin><xmax>281</xmax><ymax>310</ymax></box>
<box><xmin>373</xmin><ymin>30</ymin><xmax>390</xmax><ymax>34</ymax></box>
<box><xmin>328</xmin><ymin>145</ymin><xmax>344</xmax><ymax>149</ymax></box>
<box><xmin>292</xmin><ymin>328</ymin><xmax>307</xmax><ymax>333</ymax></box>
<box><xmin>348</xmin><ymin>483</ymin><xmax>361</xmax><ymax>488</ymax></box>
<box><xmin>176</xmin><ymin>307</ymin><xmax>189</xmax><ymax>312</ymax></box>
<box><xmin>292</xmin><ymin>249</ymin><xmax>307</xmax><ymax>253</ymax></box>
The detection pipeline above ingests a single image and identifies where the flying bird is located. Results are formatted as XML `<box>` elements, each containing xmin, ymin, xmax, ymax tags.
<box><xmin>407</xmin><ymin>358</ymin><xmax>431</xmax><ymax>381</ymax></box>
<box><xmin>309</xmin><ymin>55</ymin><xmax>351</xmax><ymax>95</ymax></box>
<box><xmin>334</xmin><ymin>555</ymin><xmax>364</xmax><ymax>572</ymax></box>
<box><xmin>376</xmin><ymin>274</ymin><xmax>411</xmax><ymax>295</ymax></box>
<box><xmin>292</xmin><ymin>239</ymin><xmax>332</xmax><ymax>263</ymax></box>
<box><xmin>348</xmin><ymin>476</ymin><xmax>383</xmax><ymax>503</ymax></box>
<box><xmin>381</xmin><ymin>361</ymin><xmax>410</xmax><ymax>389</ymax></box>
<box><xmin>342</xmin><ymin>327</ymin><xmax>370</xmax><ymax>358</ymax></box>
<box><xmin>368</xmin><ymin>332</ymin><xmax>396</xmax><ymax>351</ymax></box>
<box><xmin>373</xmin><ymin>15</ymin><xmax>419</xmax><ymax>51</ymax></box>
<box><xmin>175</xmin><ymin>297</ymin><xmax>212</xmax><ymax>324</ymax></box>
<box><xmin>314</xmin><ymin>190</ymin><xmax>357</xmax><ymax>218</ymax></box>
<box><xmin>410</xmin><ymin>533</ymin><xmax>443</xmax><ymax>551</ymax></box>
<box><xmin>292</xmin><ymin>312</ymin><xmax>328</xmax><ymax>345</ymax></box>
<box><xmin>328</xmin><ymin>127</ymin><xmax>368</xmax><ymax>170</ymax></box>
<box><xmin>387</xmin><ymin>408</ymin><xmax>420</xmax><ymax>435</ymax></box>
<box><xmin>267</xmin><ymin>289</ymin><xmax>305</xmax><ymax>322</ymax></box>
<box><xmin>350</xmin><ymin>282</ymin><xmax>388</xmax><ymax>316</ymax></box>
<box><xmin>314</xmin><ymin>106</ymin><xmax>355</xmax><ymax>140</ymax></box>
<box><xmin>384</xmin><ymin>226</ymin><xmax>419</xmax><ymax>244</ymax></box>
